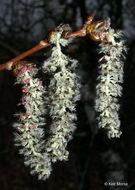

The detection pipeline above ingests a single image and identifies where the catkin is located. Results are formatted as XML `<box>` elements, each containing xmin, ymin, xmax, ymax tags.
<box><xmin>13</xmin><ymin>64</ymin><xmax>52</xmax><ymax>180</ymax></box>
<box><xmin>43</xmin><ymin>26</ymin><xmax>80</xmax><ymax>162</ymax></box>
<box><xmin>95</xmin><ymin>28</ymin><xmax>127</xmax><ymax>138</ymax></box>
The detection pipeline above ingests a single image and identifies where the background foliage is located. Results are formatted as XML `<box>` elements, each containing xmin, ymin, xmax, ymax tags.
<box><xmin>0</xmin><ymin>0</ymin><xmax>134</xmax><ymax>189</ymax></box>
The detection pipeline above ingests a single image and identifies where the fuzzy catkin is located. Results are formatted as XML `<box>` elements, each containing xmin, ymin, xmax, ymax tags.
<box><xmin>13</xmin><ymin>64</ymin><xmax>52</xmax><ymax>180</ymax></box>
<box><xmin>43</xmin><ymin>26</ymin><xmax>80</xmax><ymax>162</ymax></box>
<box><xmin>95</xmin><ymin>29</ymin><xmax>126</xmax><ymax>138</ymax></box>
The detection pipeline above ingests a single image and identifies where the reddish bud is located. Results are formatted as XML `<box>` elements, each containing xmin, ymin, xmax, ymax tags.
<box><xmin>20</xmin><ymin>65</ymin><xmax>28</xmax><ymax>74</ymax></box>
<box><xmin>25</xmin><ymin>113</ymin><xmax>30</xmax><ymax>116</ymax></box>
<box><xmin>24</xmin><ymin>78</ymin><xmax>30</xmax><ymax>85</ymax></box>
<box><xmin>19</xmin><ymin>116</ymin><xmax>23</xmax><ymax>121</ymax></box>
<box><xmin>29</xmin><ymin>125</ymin><xmax>36</xmax><ymax>130</ymax></box>
<box><xmin>39</xmin><ymin>81</ymin><xmax>42</xmax><ymax>86</ymax></box>
<box><xmin>22</xmin><ymin>88</ymin><xmax>29</xmax><ymax>93</ymax></box>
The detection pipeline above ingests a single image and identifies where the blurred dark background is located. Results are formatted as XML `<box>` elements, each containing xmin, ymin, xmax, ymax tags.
<box><xmin>0</xmin><ymin>0</ymin><xmax>134</xmax><ymax>190</ymax></box>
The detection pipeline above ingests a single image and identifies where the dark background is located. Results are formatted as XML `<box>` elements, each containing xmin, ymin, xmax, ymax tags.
<box><xmin>0</xmin><ymin>0</ymin><xmax>134</xmax><ymax>190</ymax></box>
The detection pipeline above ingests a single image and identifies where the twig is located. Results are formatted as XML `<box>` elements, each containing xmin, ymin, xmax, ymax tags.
<box><xmin>0</xmin><ymin>13</ymin><xmax>109</xmax><ymax>71</ymax></box>
<box><xmin>65</xmin><ymin>13</ymin><xmax>95</xmax><ymax>38</ymax></box>
<box><xmin>0</xmin><ymin>40</ymin><xmax>51</xmax><ymax>70</ymax></box>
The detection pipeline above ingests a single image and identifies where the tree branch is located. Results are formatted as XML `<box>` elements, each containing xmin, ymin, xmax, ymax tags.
<box><xmin>0</xmin><ymin>40</ymin><xmax>51</xmax><ymax>71</ymax></box>
<box><xmin>0</xmin><ymin>13</ymin><xmax>109</xmax><ymax>71</ymax></box>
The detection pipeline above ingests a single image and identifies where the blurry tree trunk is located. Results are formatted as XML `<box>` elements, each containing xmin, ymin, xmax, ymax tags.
<box><xmin>108</xmin><ymin>0</ymin><xmax>123</xmax><ymax>28</ymax></box>
<box><xmin>77</xmin><ymin>0</ymin><xmax>87</xmax><ymax>22</ymax></box>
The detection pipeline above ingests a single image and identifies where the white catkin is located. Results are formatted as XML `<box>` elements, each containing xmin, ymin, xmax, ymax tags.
<box><xmin>13</xmin><ymin>64</ymin><xmax>52</xmax><ymax>180</ymax></box>
<box><xmin>95</xmin><ymin>28</ymin><xmax>127</xmax><ymax>138</ymax></box>
<box><xmin>43</xmin><ymin>26</ymin><xmax>81</xmax><ymax>162</ymax></box>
